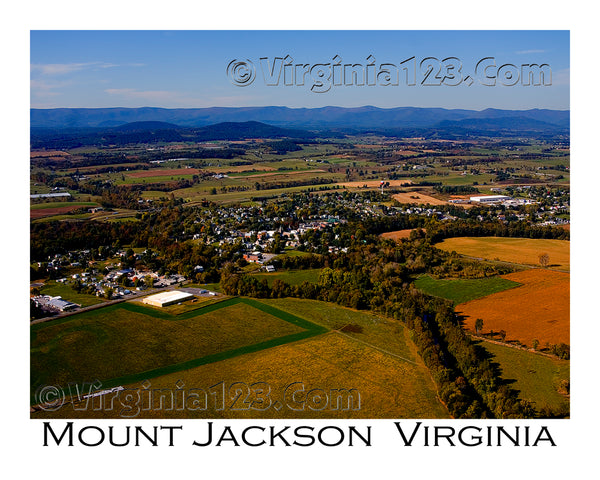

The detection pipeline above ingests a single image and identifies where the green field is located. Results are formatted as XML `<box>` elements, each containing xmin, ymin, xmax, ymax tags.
<box><xmin>251</xmin><ymin>268</ymin><xmax>322</xmax><ymax>286</ymax></box>
<box><xmin>31</xmin><ymin>297</ymin><xmax>327</xmax><ymax>403</ymax></box>
<box><xmin>414</xmin><ymin>274</ymin><xmax>521</xmax><ymax>304</ymax></box>
<box><xmin>32</xmin><ymin>297</ymin><xmax>448</xmax><ymax>419</ymax></box>
<box><xmin>479</xmin><ymin>340</ymin><xmax>569</xmax><ymax>414</ymax></box>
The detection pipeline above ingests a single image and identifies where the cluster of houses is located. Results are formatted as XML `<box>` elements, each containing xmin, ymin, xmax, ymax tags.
<box><xmin>194</xmin><ymin>216</ymin><xmax>346</xmax><ymax>254</ymax></box>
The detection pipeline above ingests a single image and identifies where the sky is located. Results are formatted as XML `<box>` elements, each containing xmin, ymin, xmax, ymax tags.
<box><xmin>30</xmin><ymin>30</ymin><xmax>569</xmax><ymax>111</ymax></box>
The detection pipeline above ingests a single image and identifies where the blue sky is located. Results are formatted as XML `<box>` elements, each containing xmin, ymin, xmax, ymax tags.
<box><xmin>30</xmin><ymin>30</ymin><xmax>569</xmax><ymax>110</ymax></box>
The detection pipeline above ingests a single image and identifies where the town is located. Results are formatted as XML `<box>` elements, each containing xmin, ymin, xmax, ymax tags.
<box><xmin>30</xmin><ymin>121</ymin><xmax>570</xmax><ymax>421</ymax></box>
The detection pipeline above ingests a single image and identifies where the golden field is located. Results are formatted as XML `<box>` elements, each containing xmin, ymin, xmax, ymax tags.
<box><xmin>436</xmin><ymin>236</ymin><xmax>570</xmax><ymax>271</ymax></box>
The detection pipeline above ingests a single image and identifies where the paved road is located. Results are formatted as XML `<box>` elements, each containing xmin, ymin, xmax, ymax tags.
<box><xmin>30</xmin><ymin>283</ymin><xmax>189</xmax><ymax>325</ymax></box>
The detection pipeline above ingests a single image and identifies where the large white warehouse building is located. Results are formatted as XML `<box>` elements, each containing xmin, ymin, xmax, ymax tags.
<box><xmin>469</xmin><ymin>195</ymin><xmax>512</xmax><ymax>203</ymax></box>
<box><xmin>142</xmin><ymin>290</ymin><xmax>195</xmax><ymax>307</ymax></box>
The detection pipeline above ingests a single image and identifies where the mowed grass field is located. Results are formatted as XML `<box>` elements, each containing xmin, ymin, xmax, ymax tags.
<box><xmin>479</xmin><ymin>340</ymin><xmax>569</xmax><ymax>413</ymax></box>
<box><xmin>31</xmin><ymin>297</ymin><xmax>325</xmax><ymax>401</ymax></box>
<box><xmin>32</xmin><ymin>298</ymin><xmax>448</xmax><ymax>419</ymax></box>
<box><xmin>414</xmin><ymin>274</ymin><xmax>521</xmax><ymax>305</ymax></box>
<box><xmin>456</xmin><ymin>269</ymin><xmax>570</xmax><ymax>348</ymax></box>
<box><xmin>250</xmin><ymin>268</ymin><xmax>322</xmax><ymax>286</ymax></box>
<box><xmin>435</xmin><ymin>236</ymin><xmax>570</xmax><ymax>271</ymax></box>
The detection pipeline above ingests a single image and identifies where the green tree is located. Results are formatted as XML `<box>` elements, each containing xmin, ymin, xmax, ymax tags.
<box><xmin>475</xmin><ymin>318</ymin><xmax>484</xmax><ymax>334</ymax></box>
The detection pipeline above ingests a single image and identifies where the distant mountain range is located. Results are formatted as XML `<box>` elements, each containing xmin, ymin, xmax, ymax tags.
<box><xmin>30</xmin><ymin>106</ymin><xmax>569</xmax><ymax>131</ymax></box>
<box><xmin>29</xmin><ymin>121</ymin><xmax>318</xmax><ymax>149</ymax></box>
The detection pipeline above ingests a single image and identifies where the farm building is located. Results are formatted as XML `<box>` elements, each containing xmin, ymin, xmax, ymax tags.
<box><xmin>469</xmin><ymin>195</ymin><xmax>512</xmax><ymax>203</ymax></box>
<box><xmin>30</xmin><ymin>192</ymin><xmax>72</xmax><ymax>199</ymax></box>
<box><xmin>142</xmin><ymin>290</ymin><xmax>195</xmax><ymax>307</ymax></box>
<box><xmin>33</xmin><ymin>295</ymin><xmax>80</xmax><ymax>312</ymax></box>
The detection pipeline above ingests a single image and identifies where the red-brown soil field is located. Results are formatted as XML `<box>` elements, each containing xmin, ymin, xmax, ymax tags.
<box><xmin>456</xmin><ymin>268</ymin><xmax>569</xmax><ymax>348</ymax></box>
<box><xmin>30</xmin><ymin>205</ymin><xmax>82</xmax><ymax>219</ymax></box>
<box><xmin>380</xmin><ymin>229</ymin><xmax>414</xmax><ymax>240</ymax></box>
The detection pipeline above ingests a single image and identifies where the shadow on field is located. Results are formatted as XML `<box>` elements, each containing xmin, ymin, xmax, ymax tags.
<box><xmin>471</xmin><ymin>339</ymin><xmax>518</xmax><ymax>388</ymax></box>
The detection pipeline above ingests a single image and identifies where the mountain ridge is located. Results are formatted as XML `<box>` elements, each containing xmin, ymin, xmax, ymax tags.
<box><xmin>30</xmin><ymin>106</ymin><xmax>570</xmax><ymax>130</ymax></box>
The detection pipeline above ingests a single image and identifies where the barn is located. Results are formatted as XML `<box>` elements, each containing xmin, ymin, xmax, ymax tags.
<box><xmin>142</xmin><ymin>290</ymin><xmax>195</xmax><ymax>307</ymax></box>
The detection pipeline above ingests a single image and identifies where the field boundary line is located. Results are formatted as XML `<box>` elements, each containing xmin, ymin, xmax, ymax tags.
<box><xmin>30</xmin><ymin>297</ymin><xmax>328</xmax><ymax>405</ymax></box>
<box><xmin>332</xmin><ymin>330</ymin><xmax>419</xmax><ymax>366</ymax></box>
<box><xmin>471</xmin><ymin>334</ymin><xmax>567</xmax><ymax>360</ymax></box>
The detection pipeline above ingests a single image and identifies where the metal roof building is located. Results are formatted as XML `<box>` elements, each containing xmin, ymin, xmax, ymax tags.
<box><xmin>142</xmin><ymin>290</ymin><xmax>195</xmax><ymax>307</ymax></box>
<box><xmin>469</xmin><ymin>195</ymin><xmax>512</xmax><ymax>203</ymax></box>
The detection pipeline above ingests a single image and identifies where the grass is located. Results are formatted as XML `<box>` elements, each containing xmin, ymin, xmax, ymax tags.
<box><xmin>479</xmin><ymin>339</ymin><xmax>569</xmax><ymax>413</ymax></box>
<box><xmin>31</xmin><ymin>297</ymin><xmax>327</xmax><ymax>403</ymax></box>
<box><xmin>184</xmin><ymin>282</ymin><xmax>222</xmax><ymax>292</ymax></box>
<box><xmin>414</xmin><ymin>274</ymin><xmax>521</xmax><ymax>304</ymax></box>
<box><xmin>250</xmin><ymin>268</ymin><xmax>322</xmax><ymax>286</ymax></box>
<box><xmin>38</xmin><ymin>281</ymin><xmax>105</xmax><ymax>307</ymax></box>
<box><xmin>277</xmin><ymin>249</ymin><xmax>316</xmax><ymax>258</ymax></box>
<box><xmin>33</xmin><ymin>297</ymin><xmax>448</xmax><ymax>419</ymax></box>
<box><xmin>260</xmin><ymin>297</ymin><xmax>415</xmax><ymax>360</ymax></box>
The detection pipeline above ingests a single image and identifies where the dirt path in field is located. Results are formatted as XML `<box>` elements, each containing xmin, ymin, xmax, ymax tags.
<box><xmin>470</xmin><ymin>334</ymin><xmax>563</xmax><ymax>360</ymax></box>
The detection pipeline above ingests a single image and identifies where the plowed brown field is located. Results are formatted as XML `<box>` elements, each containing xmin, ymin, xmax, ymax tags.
<box><xmin>456</xmin><ymin>269</ymin><xmax>569</xmax><ymax>348</ymax></box>
<box><xmin>380</xmin><ymin>229</ymin><xmax>414</xmax><ymax>240</ymax></box>
<box><xmin>30</xmin><ymin>205</ymin><xmax>82</xmax><ymax>219</ymax></box>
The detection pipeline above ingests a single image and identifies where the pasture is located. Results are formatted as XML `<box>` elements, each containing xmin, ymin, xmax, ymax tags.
<box><xmin>414</xmin><ymin>274</ymin><xmax>521</xmax><ymax>305</ymax></box>
<box><xmin>250</xmin><ymin>268</ymin><xmax>322</xmax><ymax>286</ymax></box>
<box><xmin>31</xmin><ymin>297</ymin><xmax>327</xmax><ymax>403</ymax></box>
<box><xmin>32</xmin><ymin>297</ymin><xmax>448</xmax><ymax>419</ymax></box>
<box><xmin>480</xmin><ymin>340</ymin><xmax>569</xmax><ymax>414</ymax></box>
